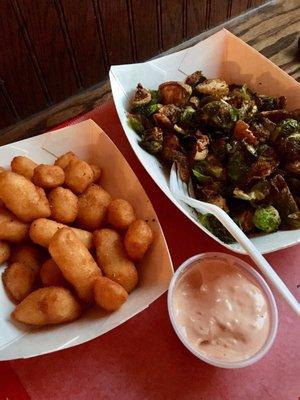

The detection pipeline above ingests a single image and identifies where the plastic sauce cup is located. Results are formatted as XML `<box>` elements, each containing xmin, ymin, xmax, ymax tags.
<box><xmin>168</xmin><ymin>252</ymin><xmax>278</xmax><ymax>369</ymax></box>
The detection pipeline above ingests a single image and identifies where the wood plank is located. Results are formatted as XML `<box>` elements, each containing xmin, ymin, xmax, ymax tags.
<box><xmin>0</xmin><ymin>90</ymin><xmax>17</xmax><ymax>130</ymax></box>
<box><xmin>250</xmin><ymin>0</ymin><xmax>266</xmax><ymax>6</ymax></box>
<box><xmin>98</xmin><ymin>0</ymin><xmax>134</xmax><ymax>65</ymax></box>
<box><xmin>131</xmin><ymin>0</ymin><xmax>159</xmax><ymax>61</ymax></box>
<box><xmin>60</xmin><ymin>0</ymin><xmax>106</xmax><ymax>87</ymax></box>
<box><xmin>1</xmin><ymin>0</ymin><xmax>297</xmax><ymax>145</ymax></box>
<box><xmin>230</xmin><ymin>0</ymin><xmax>250</xmax><ymax>17</ymax></box>
<box><xmin>161</xmin><ymin>0</ymin><xmax>185</xmax><ymax>50</ymax></box>
<box><xmin>208</xmin><ymin>0</ymin><xmax>231</xmax><ymax>26</ymax></box>
<box><xmin>17</xmin><ymin>0</ymin><xmax>79</xmax><ymax>103</ymax></box>
<box><xmin>186</xmin><ymin>0</ymin><xmax>208</xmax><ymax>38</ymax></box>
<box><xmin>0</xmin><ymin>81</ymin><xmax>112</xmax><ymax>146</ymax></box>
<box><xmin>0</xmin><ymin>1</ymin><xmax>48</xmax><ymax>117</ymax></box>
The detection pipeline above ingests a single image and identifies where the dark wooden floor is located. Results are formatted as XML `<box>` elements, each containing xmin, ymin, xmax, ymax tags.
<box><xmin>0</xmin><ymin>0</ymin><xmax>299</xmax><ymax>145</ymax></box>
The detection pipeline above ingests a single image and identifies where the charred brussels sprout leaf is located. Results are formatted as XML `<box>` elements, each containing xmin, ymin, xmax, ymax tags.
<box><xmin>276</xmin><ymin>118</ymin><xmax>299</xmax><ymax>137</ymax></box>
<box><xmin>127</xmin><ymin>113</ymin><xmax>145</xmax><ymax>135</ymax></box>
<box><xmin>233</xmin><ymin>180</ymin><xmax>270</xmax><ymax>202</ymax></box>
<box><xmin>185</xmin><ymin>71</ymin><xmax>206</xmax><ymax>87</ymax></box>
<box><xmin>246</xmin><ymin>147</ymin><xmax>278</xmax><ymax>182</ymax></box>
<box><xmin>180</xmin><ymin>106</ymin><xmax>196</xmax><ymax>125</ymax></box>
<box><xmin>287</xmin><ymin>212</ymin><xmax>300</xmax><ymax>229</ymax></box>
<box><xmin>227</xmin><ymin>144</ymin><xmax>248</xmax><ymax>182</ymax></box>
<box><xmin>254</xmin><ymin>94</ymin><xmax>286</xmax><ymax>111</ymax></box>
<box><xmin>233</xmin><ymin>209</ymin><xmax>254</xmax><ymax>233</ymax></box>
<box><xmin>253</xmin><ymin>206</ymin><xmax>281</xmax><ymax>233</ymax></box>
<box><xmin>139</xmin><ymin>127</ymin><xmax>163</xmax><ymax>154</ymax></box>
<box><xmin>133</xmin><ymin>89</ymin><xmax>161</xmax><ymax>117</ymax></box>
<box><xmin>270</xmin><ymin>174</ymin><xmax>299</xmax><ymax>228</ymax></box>
<box><xmin>198</xmin><ymin>214</ymin><xmax>235</xmax><ymax>243</ymax></box>
<box><xmin>192</xmin><ymin>168</ymin><xmax>211</xmax><ymax>183</ymax></box>
<box><xmin>194</xmin><ymin>156</ymin><xmax>224</xmax><ymax>180</ymax></box>
<box><xmin>196</xmin><ymin>79</ymin><xmax>229</xmax><ymax>98</ymax></box>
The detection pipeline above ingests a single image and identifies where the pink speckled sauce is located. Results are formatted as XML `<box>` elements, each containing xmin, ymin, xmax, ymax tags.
<box><xmin>173</xmin><ymin>258</ymin><xmax>270</xmax><ymax>362</ymax></box>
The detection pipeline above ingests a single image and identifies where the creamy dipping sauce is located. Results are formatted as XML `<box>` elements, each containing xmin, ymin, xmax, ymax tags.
<box><xmin>173</xmin><ymin>258</ymin><xmax>270</xmax><ymax>362</ymax></box>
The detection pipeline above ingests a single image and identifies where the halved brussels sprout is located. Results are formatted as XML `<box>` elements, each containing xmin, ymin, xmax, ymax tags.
<box><xmin>190</xmin><ymin>134</ymin><xmax>209</xmax><ymax>161</ymax></box>
<box><xmin>139</xmin><ymin>127</ymin><xmax>163</xmax><ymax>154</ymax></box>
<box><xmin>131</xmin><ymin>84</ymin><xmax>152</xmax><ymax>109</ymax></box>
<box><xmin>158</xmin><ymin>81</ymin><xmax>192</xmax><ymax>106</ymax></box>
<box><xmin>233</xmin><ymin>120</ymin><xmax>258</xmax><ymax>145</ymax></box>
<box><xmin>233</xmin><ymin>180</ymin><xmax>270</xmax><ymax>202</ymax></box>
<box><xmin>199</xmin><ymin>100</ymin><xmax>236</xmax><ymax>132</ymax></box>
<box><xmin>185</xmin><ymin>71</ymin><xmax>206</xmax><ymax>87</ymax></box>
<box><xmin>196</xmin><ymin>78</ymin><xmax>229</xmax><ymax>98</ymax></box>
<box><xmin>153</xmin><ymin>104</ymin><xmax>181</xmax><ymax>130</ymax></box>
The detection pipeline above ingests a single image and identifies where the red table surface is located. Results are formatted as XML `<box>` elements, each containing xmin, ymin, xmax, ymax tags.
<box><xmin>1</xmin><ymin>101</ymin><xmax>299</xmax><ymax>400</ymax></box>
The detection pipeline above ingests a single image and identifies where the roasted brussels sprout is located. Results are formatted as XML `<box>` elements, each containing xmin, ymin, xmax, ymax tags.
<box><xmin>233</xmin><ymin>180</ymin><xmax>270</xmax><ymax>202</ymax></box>
<box><xmin>199</xmin><ymin>100</ymin><xmax>236</xmax><ymax>132</ymax></box>
<box><xmin>198</xmin><ymin>214</ymin><xmax>235</xmax><ymax>243</ymax></box>
<box><xmin>188</xmin><ymin>96</ymin><xmax>200</xmax><ymax>109</ymax></box>
<box><xmin>233</xmin><ymin>209</ymin><xmax>254</xmax><ymax>233</ymax></box>
<box><xmin>261</xmin><ymin>110</ymin><xmax>294</xmax><ymax>123</ymax></box>
<box><xmin>196</xmin><ymin>78</ymin><xmax>229</xmax><ymax>98</ymax></box>
<box><xmin>276</xmin><ymin>118</ymin><xmax>299</xmax><ymax>137</ymax></box>
<box><xmin>131</xmin><ymin>84</ymin><xmax>152</xmax><ymax>109</ymax></box>
<box><xmin>254</xmin><ymin>94</ymin><xmax>286</xmax><ymax>111</ymax></box>
<box><xmin>160</xmin><ymin>135</ymin><xmax>189</xmax><ymax>181</ymax></box>
<box><xmin>246</xmin><ymin>147</ymin><xmax>278</xmax><ymax>182</ymax></box>
<box><xmin>227</xmin><ymin>143</ymin><xmax>249</xmax><ymax>182</ymax></box>
<box><xmin>233</xmin><ymin>120</ymin><xmax>258</xmax><ymax>145</ymax></box>
<box><xmin>253</xmin><ymin>206</ymin><xmax>280</xmax><ymax>233</ymax></box>
<box><xmin>192</xmin><ymin>169</ymin><xmax>211</xmax><ymax>183</ymax></box>
<box><xmin>180</xmin><ymin>106</ymin><xmax>196</xmax><ymax>125</ymax></box>
<box><xmin>276</xmin><ymin>132</ymin><xmax>300</xmax><ymax>161</ymax></box>
<box><xmin>194</xmin><ymin>154</ymin><xmax>224</xmax><ymax>180</ymax></box>
<box><xmin>210</xmin><ymin>137</ymin><xmax>229</xmax><ymax>160</ymax></box>
<box><xmin>270</xmin><ymin>174</ymin><xmax>299</xmax><ymax>228</ymax></box>
<box><xmin>185</xmin><ymin>71</ymin><xmax>206</xmax><ymax>87</ymax></box>
<box><xmin>287</xmin><ymin>177</ymin><xmax>300</xmax><ymax>194</ymax></box>
<box><xmin>153</xmin><ymin>104</ymin><xmax>181</xmax><ymax>130</ymax></box>
<box><xmin>189</xmin><ymin>134</ymin><xmax>209</xmax><ymax>161</ymax></box>
<box><xmin>127</xmin><ymin>72</ymin><xmax>300</xmax><ymax>236</ymax></box>
<box><xmin>140</xmin><ymin>127</ymin><xmax>163</xmax><ymax>154</ymax></box>
<box><xmin>287</xmin><ymin>212</ymin><xmax>300</xmax><ymax>229</ymax></box>
<box><xmin>127</xmin><ymin>113</ymin><xmax>146</xmax><ymax>135</ymax></box>
<box><xmin>159</xmin><ymin>81</ymin><xmax>192</xmax><ymax>106</ymax></box>
<box><xmin>285</xmin><ymin>160</ymin><xmax>300</xmax><ymax>175</ymax></box>
<box><xmin>249</xmin><ymin>117</ymin><xmax>275</xmax><ymax>143</ymax></box>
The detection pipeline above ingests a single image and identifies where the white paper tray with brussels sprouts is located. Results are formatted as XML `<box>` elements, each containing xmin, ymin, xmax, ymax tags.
<box><xmin>110</xmin><ymin>29</ymin><xmax>300</xmax><ymax>254</ymax></box>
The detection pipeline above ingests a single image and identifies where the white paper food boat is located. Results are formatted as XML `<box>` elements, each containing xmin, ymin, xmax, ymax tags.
<box><xmin>110</xmin><ymin>28</ymin><xmax>300</xmax><ymax>254</ymax></box>
<box><xmin>0</xmin><ymin>120</ymin><xmax>173</xmax><ymax>360</ymax></box>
